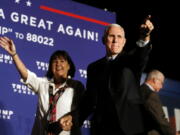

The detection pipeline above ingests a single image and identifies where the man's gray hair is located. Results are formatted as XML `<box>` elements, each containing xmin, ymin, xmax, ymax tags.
<box><xmin>146</xmin><ymin>69</ymin><xmax>165</xmax><ymax>81</ymax></box>
<box><xmin>103</xmin><ymin>23</ymin><xmax>125</xmax><ymax>38</ymax></box>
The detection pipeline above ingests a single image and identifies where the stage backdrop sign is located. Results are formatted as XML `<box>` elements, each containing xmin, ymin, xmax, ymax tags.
<box><xmin>0</xmin><ymin>0</ymin><xmax>116</xmax><ymax>135</ymax></box>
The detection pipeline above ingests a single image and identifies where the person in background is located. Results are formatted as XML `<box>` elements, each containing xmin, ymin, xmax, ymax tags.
<box><xmin>61</xmin><ymin>15</ymin><xmax>154</xmax><ymax>135</ymax></box>
<box><xmin>140</xmin><ymin>69</ymin><xmax>175</xmax><ymax>135</ymax></box>
<box><xmin>0</xmin><ymin>37</ymin><xmax>85</xmax><ymax>135</ymax></box>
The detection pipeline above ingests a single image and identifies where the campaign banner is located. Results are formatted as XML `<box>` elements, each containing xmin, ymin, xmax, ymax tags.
<box><xmin>0</xmin><ymin>0</ymin><xmax>116</xmax><ymax>135</ymax></box>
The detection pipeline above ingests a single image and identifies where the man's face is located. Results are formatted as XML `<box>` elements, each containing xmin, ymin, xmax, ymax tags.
<box><xmin>104</xmin><ymin>25</ymin><xmax>126</xmax><ymax>56</ymax></box>
<box><xmin>154</xmin><ymin>77</ymin><xmax>164</xmax><ymax>92</ymax></box>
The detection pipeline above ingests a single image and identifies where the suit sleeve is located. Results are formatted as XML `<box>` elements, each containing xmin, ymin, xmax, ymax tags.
<box><xmin>77</xmin><ymin>64</ymin><xmax>98</xmax><ymax>125</ymax></box>
<box><xmin>128</xmin><ymin>42</ymin><xmax>152</xmax><ymax>80</ymax></box>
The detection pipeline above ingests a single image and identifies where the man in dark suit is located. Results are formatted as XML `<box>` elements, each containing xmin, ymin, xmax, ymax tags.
<box><xmin>140</xmin><ymin>70</ymin><xmax>175</xmax><ymax>135</ymax></box>
<box><xmin>61</xmin><ymin>16</ymin><xmax>154</xmax><ymax>135</ymax></box>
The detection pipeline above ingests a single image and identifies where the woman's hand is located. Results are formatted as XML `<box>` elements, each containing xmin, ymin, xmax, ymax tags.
<box><xmin>59</xmin><ymin>115</ymin><xmax>73</xmax><ymax>131</ymax></box>
<box><xmin>0</xmin><ymin>36</ymin><xmax>17</xmax><ymax>56</ymax></box>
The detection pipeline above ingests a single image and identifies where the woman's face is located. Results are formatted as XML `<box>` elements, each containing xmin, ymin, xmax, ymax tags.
<box><xmin>51</xmin><ymin>56</ymin><xmax>70</xmax><ymax>79</ymax></box>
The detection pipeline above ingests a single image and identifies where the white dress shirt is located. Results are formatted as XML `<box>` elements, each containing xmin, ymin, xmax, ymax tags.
<box><xmin>21</xmin><ymin>70</ymin><xmax>73</xmax><ymax>135</ymax></box>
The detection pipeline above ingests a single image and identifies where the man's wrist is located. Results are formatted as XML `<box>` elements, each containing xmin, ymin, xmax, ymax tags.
<box><xmin>136</xmin><ymin>40</ymin><xmax>150</xmax><ymax>47</ymax></box>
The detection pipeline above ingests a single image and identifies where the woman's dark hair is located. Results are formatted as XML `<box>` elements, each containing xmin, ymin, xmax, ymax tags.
<box><xmin>46</xmin><ymin>50</ymin><xmax>76</xmax><ymax>79</ymax></box>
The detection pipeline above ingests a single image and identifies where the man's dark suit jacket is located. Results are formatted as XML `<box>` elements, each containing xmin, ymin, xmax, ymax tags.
<box><xmin>140</xmin><ymin>83</ymin><xmax>174</xmax><ymax>135</ymax></box>
<box><xmin>78</xmin><ymin>43</ymin><xmax>152</xmax><ymax>135</ymax></box>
